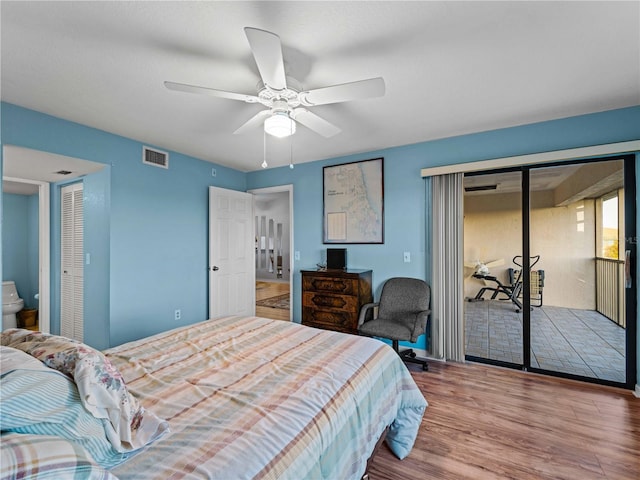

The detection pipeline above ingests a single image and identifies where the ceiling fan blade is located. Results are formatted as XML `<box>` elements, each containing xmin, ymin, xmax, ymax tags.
<box><xmin>299</xmin><ymin>77</ymin><xmax>385</xmax><ymax>106</ymax></box>
<box><xmin>164</xmin><ymin>81</ymin><xmax>259</xmax><ymax>103</ymax></box>
<box><xmin>485</xmin><ymin>259</ymin><xmax>505</xmax><ymax>268</ymax></box>
<box><xmin>292</xmin><ymin>108</ymin><xmax>341</xmax><ymax>138</ymax></box>
<box><xmin>233</xmin><ymin>110</ymin><xmax>271</xmax><ymax>135</ymax></box>
<box><xmin>244</xmin><ymin>27</ymin><xmax>287</xmax><ymax>91</ymax></box>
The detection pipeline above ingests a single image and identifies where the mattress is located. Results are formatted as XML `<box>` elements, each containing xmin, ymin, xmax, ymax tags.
<box><xmin>105</xmin><ymin>315</ymin><xmax>428</xmax><ymax>479</ymax></box>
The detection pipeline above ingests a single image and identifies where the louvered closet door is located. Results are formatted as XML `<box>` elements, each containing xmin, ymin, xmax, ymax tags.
<box><xmin>61</xmin><ymin>183</ymin><xmax>84</xmax><ymax>341</ymax></box>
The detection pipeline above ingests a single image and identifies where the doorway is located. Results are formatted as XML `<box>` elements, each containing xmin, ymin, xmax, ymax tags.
<box><xmin>3</xmin><ymin>145</ymin><xmax>106</xmax><ymax>338</ymax></box>
<box><xmin>463</xmin><ymin>156</ymin><xmax>636</xmax><ymax>388</ymax></box>
<box><xmin>249</xmin><ymin>185</ymin><xmax>293</xmax><ymax>322</ymax></box>
<box><xmin>2</xmin><ymin>177</ymin><xmax>50</xmax><ymax>333</ymax></box>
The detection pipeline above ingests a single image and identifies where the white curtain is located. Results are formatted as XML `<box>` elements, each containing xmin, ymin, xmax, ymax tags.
<box><xmin>430</xmin><ymin>173</ymin><xmax>465</xmax><ymax>362</ymax></box>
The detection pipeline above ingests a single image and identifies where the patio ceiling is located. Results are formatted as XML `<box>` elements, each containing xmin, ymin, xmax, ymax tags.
<box><xmin>464</xmin><ymin>161</ymin><xmax>624</xmax><ymax>204</ymax></box>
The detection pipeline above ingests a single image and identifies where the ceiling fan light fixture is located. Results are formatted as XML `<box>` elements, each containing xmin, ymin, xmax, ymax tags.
<box><xmin>264</xmin><ymin>113</ymin><xmax>296</xmax><ymax>138</ymax></box>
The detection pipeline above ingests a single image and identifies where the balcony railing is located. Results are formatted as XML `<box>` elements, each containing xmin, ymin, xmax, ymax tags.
<box><xmin>595</xmin><ymin>257</ymin><xmax>625</xmax><ymax>327</ymax></box>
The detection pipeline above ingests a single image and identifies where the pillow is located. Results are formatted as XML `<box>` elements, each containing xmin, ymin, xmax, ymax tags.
<box><xmin>0</xmin><ymin>346</ymin><xmax>128</xmax><ymax>468</ymax></box>
<box><xmin>0</xmin><ymin>433</ymin><xmax>119</xmax><ymax>480</ymax></box>
<box><xmin>1</xmin><ymin>330</ymin><xmax>168</xmax><ymax>453</ymax></box>
<box><xmin>0</xmin><ymin>344</ymin><xmax>48</xmax><ymax>373</ymax></box>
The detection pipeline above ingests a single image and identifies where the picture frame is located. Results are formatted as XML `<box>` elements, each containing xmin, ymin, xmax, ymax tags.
<box><xmin>323</xmin><ymin>157</ymin><xmax>384</xmax><ymax>244</ymax></box>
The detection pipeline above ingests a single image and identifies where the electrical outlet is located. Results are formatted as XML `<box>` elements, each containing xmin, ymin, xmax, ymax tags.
<box><xmin>403</xmin><ymin>251</ymin><xmax>411</xmax><ymax>263</ymax></box>
<box><xmin>174</xmin><ymin>309</ymin><xmax>181</xmax><ymax>321</ymax></box>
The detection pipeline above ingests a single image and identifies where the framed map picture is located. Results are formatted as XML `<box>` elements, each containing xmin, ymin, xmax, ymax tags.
<box><xmin>323</xmin><ymin>157</ymin><xmax>384</xmax><ymax>244</ymax></box>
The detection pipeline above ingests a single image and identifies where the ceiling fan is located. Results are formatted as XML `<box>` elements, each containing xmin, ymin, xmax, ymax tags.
<box><xmin>165</xmin><ymin>27</ymin><xmax>385</xmax><ymax>138</ymax></box>
<box><xmin>464</xmin><ymin>258</ymin><xmax>505</xmax><ymax>278</ymax></box>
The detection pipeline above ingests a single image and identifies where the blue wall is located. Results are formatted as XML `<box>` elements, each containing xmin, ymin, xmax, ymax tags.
<box><xmin>2</xmin><ymin>192</ymin><xmax>38</xmax><ymax>307</ymax></box>
<box><xmin>1</xmin><ymin>101</ymin><xmax>639</xmax><ymax>388</ymax></box>
<box><xmin>2</xmin><ymin>102</ymin><xmax>246</xmax><ymax>347</ymax></box>
<box><xmin>49</xmin><ymin>170</ymin><xmax>111</xmax><ymax>349</ymax></box>
<box><xmin>247</xmin><ymin>107</ymin><xmax>640</xmax><ymax>358</ymax></box>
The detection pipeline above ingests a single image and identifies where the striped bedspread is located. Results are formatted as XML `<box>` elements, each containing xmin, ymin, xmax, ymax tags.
<box><xmin>107</xmin><ymin>316</ymin><xmax>427</xmax><ymax>479</ymax></box>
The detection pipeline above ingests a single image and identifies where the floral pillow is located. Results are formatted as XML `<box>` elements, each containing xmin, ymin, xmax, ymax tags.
<box><xmin>1</xmin><ymin>329</ymin><xmax>168</xmax><ymax>453</ymax></box>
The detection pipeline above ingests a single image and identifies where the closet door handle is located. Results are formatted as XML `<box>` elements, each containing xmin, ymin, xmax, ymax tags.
<box><xmin>211</xmin><ymin>266</ymin><xmax>219</xmax><ymax>272</ymax></box>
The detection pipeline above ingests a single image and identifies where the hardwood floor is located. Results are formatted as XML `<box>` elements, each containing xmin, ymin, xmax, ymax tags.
<box><xmin>368</xmin><ymin>361</ymin><xmax>640</xmax><ymax>480</ymax></box>
<box><xmin>255</xmin><ymin>281</ymin><xmax>290</xmax><ymax>321</ymax></box>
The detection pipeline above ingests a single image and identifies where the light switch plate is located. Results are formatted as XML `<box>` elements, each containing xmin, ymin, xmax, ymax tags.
<box><xmin>403</xmin><ymin>251</ymin><xmax>411</xmax><ymax>263</ymax></box>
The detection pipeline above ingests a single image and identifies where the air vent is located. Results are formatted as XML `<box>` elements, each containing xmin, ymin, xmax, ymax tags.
<box><xmin>142</xmin><ymin>146</ymin><xmax>169</xmax><ymax>169</ymax></box>
<box><xmin>464</xmin><ymin>184</ymin><xmax>497</xmax><ymax>192</ymax></box>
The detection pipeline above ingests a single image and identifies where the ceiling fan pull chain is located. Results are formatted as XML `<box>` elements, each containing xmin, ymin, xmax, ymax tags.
<box><xmin>289</xmin><ymin>121</ymin><xmax>294</xmax><ymax>169</ymax></box>
<box><xmin>261</xmin><ymin>129</ymin><xmax>268</xmax><ymax>169</ymax></box>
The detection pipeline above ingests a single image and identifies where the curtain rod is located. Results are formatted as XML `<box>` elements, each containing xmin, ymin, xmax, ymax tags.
<box><xmin>420</xmin><ymin>140</ymin><xmax>640</xmax><ymax>178</ymax></box>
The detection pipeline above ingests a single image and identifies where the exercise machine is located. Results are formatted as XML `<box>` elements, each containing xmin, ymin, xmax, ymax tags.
<box><xmin>470</xmin><ymin>255</ymin><xmax>544</xmax><ymax>312</ymax></box>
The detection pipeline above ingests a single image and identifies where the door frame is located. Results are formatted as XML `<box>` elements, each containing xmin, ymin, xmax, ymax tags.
<box><xmin>248</xmin><ymin>184</ymin><xmax>294</xmax><ymax>322</ymax></box>
<box><xmin>2</xmin><ymin>176</ymin><xmax>50</xmax><ymax>333</ymax></box>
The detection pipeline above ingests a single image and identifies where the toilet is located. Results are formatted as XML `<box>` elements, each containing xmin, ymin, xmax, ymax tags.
<box><xmin>2</xmin><ymin>281</ymin><xmax>24</xmax><ymax>330</ymax></box>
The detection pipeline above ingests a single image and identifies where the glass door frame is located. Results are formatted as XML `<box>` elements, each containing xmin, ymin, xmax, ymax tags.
<box><xmin>465</xmin><ymin>155</ymin><xmax>637</xmax><ymax>389</ymax></box>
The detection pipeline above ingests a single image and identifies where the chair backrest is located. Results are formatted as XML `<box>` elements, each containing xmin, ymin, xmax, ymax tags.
<box><xmin>510</xmin><ymin>255</ymin><xmax>541</xmax><ymax>285</ymax></box>
<box><xmin>378</xmin><ymin>277</ymin><xmax>431</xmax><ymax>319</ymax></box>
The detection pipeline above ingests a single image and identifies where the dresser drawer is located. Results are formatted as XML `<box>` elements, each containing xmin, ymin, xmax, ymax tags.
<box><xmin>301</xmin><ymin>307</ymin><xmax>357</xmax><ymax>334</ymax></box>
<box><xmin>302</xmin><ymin>275</ymin><xmax>358</xmax><ymax>295</ymax></box>
<box><xmin>302</xmin><ymin>292</ymin><xmax>359</xmax><ymax>311</ymax></box>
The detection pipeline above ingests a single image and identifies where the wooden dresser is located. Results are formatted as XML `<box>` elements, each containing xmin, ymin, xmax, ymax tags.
<box><xmin>301</xmin><ymin>269</ymin><xmax>373</xmax><ymax>335</ymax></box>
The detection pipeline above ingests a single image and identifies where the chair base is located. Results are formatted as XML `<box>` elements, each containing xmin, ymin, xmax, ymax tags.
<box><xmin>393</xmin><ymin>340</ymin><xmax>428</xmax><ymax>371</ymax></box>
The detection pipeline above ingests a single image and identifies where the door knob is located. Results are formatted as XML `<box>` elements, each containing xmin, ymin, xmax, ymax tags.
<box><xmin>211</xmin><ymin>266</ymin><xmax>219</xmax><ymax>271</ymax></box>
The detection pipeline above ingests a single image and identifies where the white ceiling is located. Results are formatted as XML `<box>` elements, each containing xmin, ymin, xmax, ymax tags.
<box><xmin>2</xmin><ymin>1</ymin><xmax>638</xmax><ymax>173</ymax></box>
<box><xmin>2</xmin><ymin>145</ymin><xmax>105</xmax><ymax>195</ymax></box>
<box><xmin>3</xmin><ymin>180</ymin><xmax>38</xmax><ymax>195</ymax></box>
<box><xmin>3</xmin><ymin>146</ymin><xmax>105</xmax><ymax>182</ymax></box>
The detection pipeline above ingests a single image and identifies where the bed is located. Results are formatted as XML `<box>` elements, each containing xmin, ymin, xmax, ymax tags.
<box><xmin>1</xmin><ymin>315</ymin><xmax>427</xmax><ymax>479</ymax></box>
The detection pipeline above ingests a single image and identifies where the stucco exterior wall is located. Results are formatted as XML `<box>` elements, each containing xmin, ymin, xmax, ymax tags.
<box><xmin>464</xmin><ymin>192</ymin><xmax>596</xmax><ymax>309</ymax></box>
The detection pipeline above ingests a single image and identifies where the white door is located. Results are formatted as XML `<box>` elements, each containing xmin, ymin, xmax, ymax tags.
<box><xmin>209</xmin><ymin>186</ymin><xmax>255</xmax><ymax>319</ymax></box>
<box><xmin>60</xmin><ymin>183</ymin><xmax>83</xmax><ymax>341</ymax></box>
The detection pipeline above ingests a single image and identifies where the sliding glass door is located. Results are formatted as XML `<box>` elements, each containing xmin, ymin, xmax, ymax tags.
<box><xmin>464</xmin><ymin>156</ymin><xmax>636</xmax><ymax>388</ymax></box>
<box><xmin>463</xmin><ymin>170</ymin><xmax>523</xmax><ymax>366</ymax></box>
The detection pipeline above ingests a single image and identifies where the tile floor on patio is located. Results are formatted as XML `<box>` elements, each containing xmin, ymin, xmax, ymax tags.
<box><xmin>464</xmin><ymin>299</ymin><xmax>626</xmax><ymax>383</ymax></box>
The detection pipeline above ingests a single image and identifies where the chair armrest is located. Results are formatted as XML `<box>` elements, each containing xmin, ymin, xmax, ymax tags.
<box><xmin>358</xmin><ymin>302</ymin><xmax>379</xmax><ymax>328</ymax></box>
<box><xmin>410</xmin><ymin>310</ymin><xmax>431</xmax><ymax>341</ymax></box>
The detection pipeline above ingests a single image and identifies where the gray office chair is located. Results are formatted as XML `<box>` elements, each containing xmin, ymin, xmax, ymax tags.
<box><xmin>358</xmin><ymin>277</ymin><xmax>430</xmax><ymax>371</ymax></box>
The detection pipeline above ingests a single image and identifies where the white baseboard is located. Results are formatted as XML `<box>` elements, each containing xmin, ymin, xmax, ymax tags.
<box><xmin>410</xmin><ymin>347</ymin><xmax>428</xmax><ymax>358</ymax></box>
<box><xmin>634</xmin><ymin>384</ymin><xmax>640</xmax><ymax>398</ymax></box>
<box><xmin>404</xmin><ymin>347</ymin><xmax>448</xmax><ymax>363</ymax></box>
